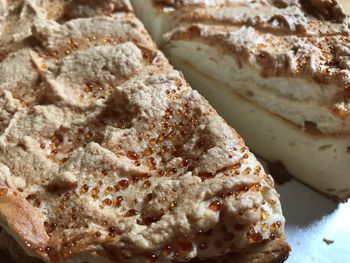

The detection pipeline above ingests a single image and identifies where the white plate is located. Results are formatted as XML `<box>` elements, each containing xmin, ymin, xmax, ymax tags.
<box><xmin>275</xmin><ymin>179</ymin><xmax>350</xmax><ymax>263</ymax></box>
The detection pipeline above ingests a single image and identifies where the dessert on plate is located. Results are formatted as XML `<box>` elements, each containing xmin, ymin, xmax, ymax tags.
<box><xmin>0</xmin><ymin>0</ymin><xmax>289</xmax><ymax>262</ymax></box>
<box><xmin>131</xmin><ymin>0</ymin><xmax>350</xmax><ymax>201</ymax></box>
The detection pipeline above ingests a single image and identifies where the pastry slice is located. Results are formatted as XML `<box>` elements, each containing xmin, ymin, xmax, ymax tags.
<box><xmin>131</xmin><ymin>0</ymin><xmax>350</xmax><ymax>201</ymax></box>
<box><xmin>0</xmin><ymin>0</ymin><xmax>289</xmax><ymax>262</ymax></box>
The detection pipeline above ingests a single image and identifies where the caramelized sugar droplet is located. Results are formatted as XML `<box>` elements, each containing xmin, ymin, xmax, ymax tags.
<box><xmin>250</xmin><ymin>183</ymin><xmax>261</xmax><ymax>192</ymax></box>
<box><xmin>169</xmin><ymin>168</ymin><xmax>177</xmax><ymax>175</ymax></box>
<box><xmin>199</xmin><ymin>172</ymin><xmax>215</xmax><ymax>182</ymax></box>
<box><xmin>127</xmin><ymin>151</ymin><xmax>138</xmax><ymax>160</ymax></box>
<box><xmin>143</xmin><ymin>180</ymin><xmax>152</xmax><ymax>188</ymax></box>
<box><xmin>169</xmin><ymin>201</ymin><xmax>177</xmax><ymax>210</ymax></box>
<box><xmin>181</xmin><ymin>159</ymin><xmax>190</xmax><ymax>167</ymax></box>
<box><xmin>165</xmin><ymin>108</ymin><xmax>174</xmax><ymax>116</ymax></box>
<box><xmin>145</xmin><ymin>253</ymin><xmax>158</xmax><ymax>263</ymax></box>
<box><xmin>105</xmin><ymin>186</ymin><xmax>113</xmax><ymax>194</ymax></box>
<box><xmin>179</xmin><ymin>241</ymin><xmax>193</xmax><ymax>253</ymax></box>
<box><xmin>63</xmin><ymin>250</ymin><xmax>73</xmax><ymax>259</ymax></box>
<box><xmin>271</xmin><ymin>221</ymin><xmax>282</xmax><ymax>231</ymax></box>
<box><xmin>243</xmin><ymin>167</ymin><xmax>251</xmax><ymax>175</ymax></box>
<box><xmin>138</xmin><ymin>214</ymin><xmax>163</xmax><ymax>226</ymax></box>
<box><xmin>0</xmin><ymin>188</ymin><xmax>9</xmax><ymax>196</ymax></box>
<box><xmin>116</xmin><ymin>179</ymin><xmax>129</xmax><ymax>190</ymax></box>
<box><xmin>44</xmin><ymin>222</ymin><xmax>56</xmax><ymax>235</ymax></box>
<box><xmin>247</xmin><ymin>228</ymin><xmax>263</xmax><ymax>243</ymax></box>
<box><xmin>140</xmin><ymin>173</ymin><xmax>151</xmax><ymax>180</ymax></box>
<box><xmin>268</xmin><ymin>199</ymin><xmax>277</xmax><ymax>206</ymax></box>
<box><xmin>158</xmin><ymin>134</ymin><xmax>165</xmax><ymax>142</ymax></box>
<box><xmin>162</xmin><ymin>245</ymin><xmax>172</xmax><ymax>256</ymax></box>
<box><xmin>147</xmin><ymin>157</ymin><xmax>156</xmax><ymax>169</ymax></box>
<box><xmin>125</xmin><ymin>209</ymin><xmax>137</xmax><ymax>217</ymax></box>
<box><xmin>102</xmin><ymin>198</ymin><xmax>112</xmax><ymax>206</ymax></box>
<box><xmin>91</xmin><ymin>187</ymin><xmax>99</xmax><ymax>198</ymax></box>
<box><xmin>113</xmin><ymin>196</ymin><xmax>123</xmax><ymax>207</ymax></box>
<box><xmin>108</xmin><ymin>232</ymin><xmax>116</xmax><ymax>238</ymax></box>
<box><xmin>161</xmin><ymin>146</ymin><xmax>169</xmax><ymax>153</ymax></box>
<box><xmin>237</xmin><ymin>185</ymin><xmax>249</xmax><ymax>193</ymax></box>
<box><xmin>80</xmin><ymin>184</ymin><xmax>89</xmax><ymax>194</ymax></box>
<box><xmin>130</xmin><ymin>175</ymin><xmax>140</xmax><ymax>184</ymax></box>
<box><xmin>146</xmin><ymin>193</ymin><xmax>153</xmax><ymax>201</ymax></box>
<box><xmin>45</xmin><ymin>246</ymin><xmax>58</xmax><ymax>260</ymax></box>
<box><xmin>144</xmin><ymin>147</ymin><xmax>154</xmax><ymax>157</ymax></box>
<box><xmin>209</xmin><ymin>200</ymin><xmax>221</xmax><ymax>212</ymax></box>
<box><xmin>63</xmin><ymin>193</ymin><xmax>70</xmax><ymax>202</ymax></box>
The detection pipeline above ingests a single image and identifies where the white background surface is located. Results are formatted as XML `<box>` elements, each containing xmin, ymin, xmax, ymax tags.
<box><xmin>274</xmin><ymin>179</ymin><xmax>350</xmax><ymax>263</ymax></box>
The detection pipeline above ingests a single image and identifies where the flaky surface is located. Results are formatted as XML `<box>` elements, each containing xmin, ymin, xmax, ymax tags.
<box><xmin>0</xmin><ymin>0</ymin><xmax>289</xmax><ymax>262</ymax></box>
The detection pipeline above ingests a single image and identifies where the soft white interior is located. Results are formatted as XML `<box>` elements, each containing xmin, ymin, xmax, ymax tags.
<box><xmin>165</xmin><ymin>49</ymin><xmax>350</xmax><ymax>200</ymax></box>
<box><xmin>129</xmin><ymin>0</ymin><xmax>350</xmax><ymax>200</ymax></box>
<box><xmin>164</xmin><ymin>41</ymin><xmax>347</xmax><ymax>134</ymax></box>
<box><xmin>130</xmin><ymin>0</ymin><xmax>176</xmax><ymax>44</ymax></box>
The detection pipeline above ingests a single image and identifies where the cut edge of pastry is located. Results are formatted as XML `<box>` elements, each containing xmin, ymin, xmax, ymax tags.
<box><xmin>0</xmin><ymin>229</ymin><xmax>290</xmax><ymax>263</ymax></box>
<box><xmin>130</xmin><ymin>0</ymin><xmax>350</xmax><ymax>201</ymax></box>
<box><xmin>162</xmin><ymin>50</ymin><xmax>350</xmax><ymax>201</ymax></box>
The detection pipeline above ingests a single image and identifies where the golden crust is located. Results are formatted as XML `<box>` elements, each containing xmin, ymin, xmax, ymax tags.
<box><xmin>0</xmin><ymin>190</ymin><xmax>50</xmax><ymax>260</ymax></box>
<box><xmin>0</xmin><ymin>0</ymin><xmax>289</xmax><ymax>262</ymax></box>
<box><xmin>0</xmin><ymin>235</ymin><xmax>290</xmax><ymax>263</ymax></box>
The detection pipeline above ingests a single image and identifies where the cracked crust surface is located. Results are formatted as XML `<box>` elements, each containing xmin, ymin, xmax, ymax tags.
<box><xmin>0</xmin><ymin>236</ymin><xmax>290</xmax><ymax>263</ymax></box>
<box><xmin>0</xmin><ymin>0</ymin><xmax>289</xmax><ymax>262</ymax></box>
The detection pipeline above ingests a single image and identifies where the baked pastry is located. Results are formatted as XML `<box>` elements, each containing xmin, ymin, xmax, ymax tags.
<box><xmin>0</xmin><ymin>0</ymin><xmax>290</xmax><ymax>262</ymax></box>
<box><xmin>131</xmin><ymin>0</ymin><xmax>350</xmax><ymax>201</ymax></box>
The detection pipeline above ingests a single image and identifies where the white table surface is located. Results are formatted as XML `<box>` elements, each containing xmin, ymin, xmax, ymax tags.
<box><xmin>275</xmin><ymin>179</ymin><xmax>350</xmax><ymax>263</ymax></box>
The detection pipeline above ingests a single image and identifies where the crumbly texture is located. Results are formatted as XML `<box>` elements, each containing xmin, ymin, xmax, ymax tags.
<box><xmin>0</xmin><ymin>0</ymin><xmax>289</xmax><ymax>262</ymax></box>
<box><xmin>134</xmin><ymin>0</ymin><xmax>350</xmax><ymax>133</ymax></box>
